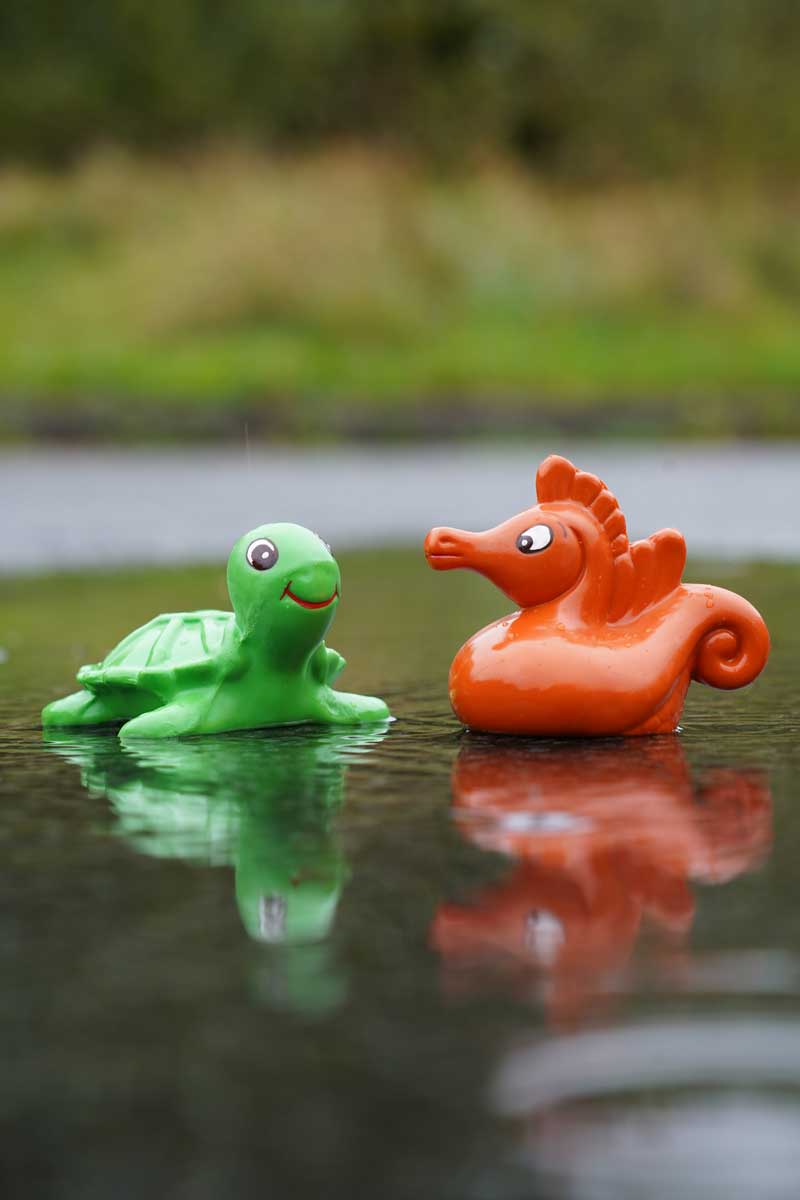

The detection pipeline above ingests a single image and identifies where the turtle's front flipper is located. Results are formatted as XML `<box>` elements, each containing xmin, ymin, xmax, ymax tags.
<box><xmin>42</xmin><ymin>689</ymin><xmax>139</xmax><ymax>728</ymax></box>
<box><xmin>118</xmin><ymin>699</ymin><xmax>204</xmax><ymax>740</ymax></box>
<box><xmin>316</xmin><ymin>689</ymin><xmax>391</xmax><ymax>726</ymax></box>
<box><xmin>310</xmin><ymin>644</ymin><xmax>346</xmax><ymax>687</ymax></box>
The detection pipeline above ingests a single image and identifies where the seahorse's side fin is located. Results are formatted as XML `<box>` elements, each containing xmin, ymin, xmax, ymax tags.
<box><xmin>610</xmin><ymin>528</ymin><xmax>686</xmax><ymax>621</ymax></box>
<box><xmin>536</xmin><ymin>454</ymin><xmax>629</xmax><ymax>558</ymax></box>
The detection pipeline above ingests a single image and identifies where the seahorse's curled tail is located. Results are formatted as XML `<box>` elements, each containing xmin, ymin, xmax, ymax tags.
<box><xmin>691</xmin><ymin>587</ymin><xmax>770</xmax><ymax>690</ymax></box>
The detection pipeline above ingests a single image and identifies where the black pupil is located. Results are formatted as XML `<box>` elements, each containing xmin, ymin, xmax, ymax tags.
<box><xmin>516</xmin><ymin>527</ymin><xmax>550</xmax><ymax>554</ymax></box>
<box><xmin>248</xmin><ymin>540</ymin><xmax>278</xmax><ymax>570</ymax></box>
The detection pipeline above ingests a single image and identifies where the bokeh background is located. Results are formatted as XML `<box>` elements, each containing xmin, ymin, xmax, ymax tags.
<box><xmin>4</xmin><ymin>14</ymin><xmax>800</xmax><ymax>1198</ymax></box>
<box><xmin>2</xmin><ymin>0</ymin><xmax>800</xmax><ymax>443</ymax></box>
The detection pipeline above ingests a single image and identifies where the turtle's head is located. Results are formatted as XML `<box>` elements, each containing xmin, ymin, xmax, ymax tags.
<box><xmin>227</xmin><ymin>522</ymin><xmax>341</xmax><ymax>642</ymax></box>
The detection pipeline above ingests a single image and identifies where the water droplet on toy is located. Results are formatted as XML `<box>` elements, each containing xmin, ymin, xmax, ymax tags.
<box><xmin>706</xmin><ymin>599</ymin><xmax>714</xmax><ymax>609</ymax></box>
<box><xmin>556</xmin><ymin>622</ymin><xmax>565</xmax><ymax>632</ymax></box>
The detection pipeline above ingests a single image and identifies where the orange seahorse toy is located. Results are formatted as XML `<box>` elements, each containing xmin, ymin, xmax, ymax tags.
<box><xmin>424</xmin><ymin>454</ymin><xmax>769</xmax><ymax>735</ymax></box>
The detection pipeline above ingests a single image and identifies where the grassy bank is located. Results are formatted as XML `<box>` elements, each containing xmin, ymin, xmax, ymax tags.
<box><xmin>2</xmin><ymin>148</ymin><xmax>800</xmax><ymax>440</ymax></box>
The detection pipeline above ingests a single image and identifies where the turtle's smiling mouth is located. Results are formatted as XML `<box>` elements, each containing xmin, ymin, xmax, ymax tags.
<box><xmin>281</xmin><ymin>582</ymin><xmax>339</xmax><ymax>610</ymax></box>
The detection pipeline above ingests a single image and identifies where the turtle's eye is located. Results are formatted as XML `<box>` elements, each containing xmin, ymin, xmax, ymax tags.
<box><xmin>516</xmin><ymin>524</ymin><xmax>553</xmax><ymax>555</ymax></box>
<box><xmin>246</xmin><ymin>538</ymin><xmax>279</xmax><ymax>571</ymax></box>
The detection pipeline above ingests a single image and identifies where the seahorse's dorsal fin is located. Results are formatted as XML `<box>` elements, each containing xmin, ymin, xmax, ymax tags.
<box><xmin>609</xmin><ymin>528</ymin><xmax>686</xmax><ymax>621</ymax></box>
<box><xmin>536</xmin><ymin>454</ymin><xmax>629</xmax><ymax>558</ymax></box>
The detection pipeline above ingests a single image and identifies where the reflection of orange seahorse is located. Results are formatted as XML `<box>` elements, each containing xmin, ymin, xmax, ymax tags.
<box><xmin>431</xmin><ymin>739</ymin><xmax>771</xmax><ymax>1027</ymax></box>
<box><xmin>425</xmin><ymin>454</ymin><xmax>770</xmax><ymax>735</ymax></box>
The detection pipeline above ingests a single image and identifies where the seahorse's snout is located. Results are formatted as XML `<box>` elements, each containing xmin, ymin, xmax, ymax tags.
<box><xmin>424</xmin><ymin>527</ymin><xmax>480</xmax><ymax>570</ymax></box>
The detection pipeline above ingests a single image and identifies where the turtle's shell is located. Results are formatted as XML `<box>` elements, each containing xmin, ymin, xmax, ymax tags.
<box><xmin>78</xmin><ymin>610</ymin><xmax>233</xmax><ymax>696</ymax></box>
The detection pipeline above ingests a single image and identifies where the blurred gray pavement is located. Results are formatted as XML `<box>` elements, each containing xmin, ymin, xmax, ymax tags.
<box><xmin>3</xmin><ymin>442</ymin><xmax>799</xmax><ymax>573</ymax></box>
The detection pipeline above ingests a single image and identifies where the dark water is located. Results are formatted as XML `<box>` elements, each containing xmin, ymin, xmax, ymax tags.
<box><xmin>1</xmin><ymin>551</ymin><xmax>799</xmax><ymax>1199</ymax></box>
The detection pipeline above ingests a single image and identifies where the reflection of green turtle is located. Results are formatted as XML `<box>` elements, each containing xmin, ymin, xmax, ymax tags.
<box><xmin>42</xmin><ymin>523</ymin><xmax>390</xmax><ymax>739</ymax></box>
<box><xmin>45</xmin><ymin>726</ymin><xmax>386</xmax><ymax>1011</ymax></box>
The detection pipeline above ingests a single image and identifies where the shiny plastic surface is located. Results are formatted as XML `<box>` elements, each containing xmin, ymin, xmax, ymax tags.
<box><xmin>424</xmin><ymin>454</ymin><xmax>770</xmax><ymax>735</ymax></box>
<box><xmin>42</xmin><ymin>522</ymin><xmax>390</xmax><ymax>738</ymax></box>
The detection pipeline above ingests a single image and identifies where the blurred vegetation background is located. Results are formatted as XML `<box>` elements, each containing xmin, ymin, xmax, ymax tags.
<box><xmin>1</xmin><ymin>0</ymin><xmax>800</xmax><ymax>441</ymax></box>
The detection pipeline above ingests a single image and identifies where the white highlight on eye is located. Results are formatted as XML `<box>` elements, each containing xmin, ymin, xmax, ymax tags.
<box><xmin>258</xmin><ymin>893</ymin><xmax>288</xmax><ymax>942</ymax></box>
<box><xmin>517</xmin><ymin>523</ymin><xmax>553</xmax><ymax>554</ymax></box>
<box><xmin>524</xmin><ymin>909</ymin><xmax>565</xmax><ymax>965</ymax></box>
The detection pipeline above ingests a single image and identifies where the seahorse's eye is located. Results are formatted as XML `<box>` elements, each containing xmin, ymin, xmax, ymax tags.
<box><xmin>516</xmin><ymin>524</ymin><xmax>553</xmax><ymax>555</ymax></box>
<box><xmin>246</xmin><ymin>538</ymin><xmax>279</xmax><ymax>571</ymax></box>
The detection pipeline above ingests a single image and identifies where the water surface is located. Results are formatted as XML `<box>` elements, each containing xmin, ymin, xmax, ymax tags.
<box><xmin>1</xmin><ymin>550</ymin><xmax>798</xmax><ymax>1198</ymax></box>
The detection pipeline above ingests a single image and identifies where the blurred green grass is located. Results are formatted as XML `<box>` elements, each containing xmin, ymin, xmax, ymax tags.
<box><xmin>2</xmin><ymin>148</ymin><xmax>800</xmax><ymax>440</ymax></box>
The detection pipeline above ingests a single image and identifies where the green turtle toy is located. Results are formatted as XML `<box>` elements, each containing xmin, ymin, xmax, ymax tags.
<box><xmin>42</xmin><ymin>523</ymin><xmax>390</xmax><ymax>739</ymax></box>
